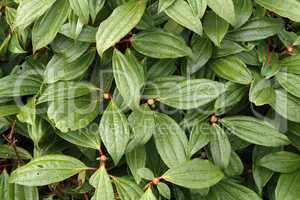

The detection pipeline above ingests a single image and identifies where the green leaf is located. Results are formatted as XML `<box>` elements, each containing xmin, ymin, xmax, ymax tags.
<box><xmin>255</xmin><ymin>0</ymin><xmax>300</xmax><ymax>22</ymax></box>
<box><xmin>209</xmin><ymin>124</ymin><xmax>231</xmax><ymax>169</ymax></box>
<box><xmin>249</xmin><ymin>72</ymin><xmax>275</xmax><ymax>106</ymax></box>
<box><xmin>56</xmin><ymin>125</ymin><xmax>101</xmax><ymax>150</ymax></box>
<box><xmin>131</xmin><ymin>30</ymin><xmax>192</xmax><ymax>59</ymax></box>
<box><xmin>88</xmin><ymin>0</ymin><xmax>105</xmax><ymax>23</ymax></box>
<box><xmin>158</xmin><ymin>0</ymin><xmax>176</xmax><ymax>12</ymax></box>
<box><xmin>32</xmin><ymin>0</ymin><xmax>70</xmax><ymax>51</ymax></box>
<box><xmin>222</xmin><ymin>116</ymin><xmax>291</xmax><ymax>147</ymax></box>
<box><xmin>44</xmin><ymin>49</ymin><xmax>95</xmax><ymax>83</ymax></box>
<box><xmin>153</xmin><ymin>112</ymin><xmax>188</xmax><ymax>168</ymax></box>
<box><xmin>126</xmin><ymin>145</ymin><xmax>146</xmax><ymax>184</ymax></box>
<box><xmin>15</xmin><ymin>0</ymin><xmax>57</xmax><ymax>29</ymax></box>
<box><xmin>0</xmin><ymin>144</ymin><xmax>32</xmax><ymax>160</ymax></box>
<box><xmin>233</xmin><ymin>0</ymin><xmax>252</xmax><ymax>28</ymax></box>
<box><xmin>10</xmin><ymin>154</ymin><xmax>88</xmax><ymax>186</ymax></box>
<box><xmin>112</xmin><ymin>49</ymin><xmax>145</xmax><ymax>109</ymax></box>
<box><xmin>60</xmin><ymin>23</ymin><xmax>97</xmax><ymax>42</ymax></box>
<box><xmin>8</xmin><ymin>33</ymin><xmax>26</xmax><ymax>54</ymax></box>
<box><xmin>162</xmin><ymin>159</ymin><xmax>224</xmax><ymax>189</ymax></box>
<box><xmin>96</xmin><ymin>0</ymin><xmax>147</xmax><ymax>56</ymax></box>
<box><xmin>0</xmin><ymin>74</ymin><xmax>43</xmax><ymax>98</ymax></box>
<box><xmin>260</xmin><ymin>53</ymin><xmax>280</xmax><ymax>79</ymax></box>
<box><xmin>207</xmin><ymin>0</ymin><xmax>236</xmax><ymax>25</ymax></box>
<box><xmin>275</xmin><ymin>170</ymin><xmax>300</xmax><ymax>200</ymax></box>
<box><xmin>38</xmin><ymin>81</ymin><xmax>98</xmax><ymax>104</ymax></box>
<box><xmin>112</xmin><ymin>177</ymin><xmax>143</xmax><ymax>200</ymax></box>
<box><xmin>137</xmin><ymin>168</ymin><xmax>154</xmax><ymax>180</ymax></box>
<box><xmin>17</xmin><ymin>96</ymin><xmax>36</xmax><ymax>125</ymax></box>
<box><xmin>187</xmin><ymin>35</ymin><xmax>213</xmax><ymax>74</ymax></box>
<box><xmin>226</xmin><ymin>17</ymin><xmax>283</xmax><ymax>41</ymax></box>
<box><xmin>188</xmin><ymin>122</ymin><xmax>210</xmax><ymax>157</ymax></box>
<box><xmin>209</xmin><ymin>56</ymin><xmax>253</xmax><ymax>84</ymax></box>
<box><xmin>276</xmin><ymin>71</ymin><xmax>300</xmax><ymax>98</ymax></box>
<box><xmin>99</xmin><ymin>101</ymin><xmax>130</xmax><ymax>165</ymax></box>
<box><xmin>165</xmin><ymin>0</ymin><xmax>203</xmax><ymax>36</ymax></box>
<box><xmin>140</xmin><ymin>188</ymin><xmax>157</xmax><ymax>200</ymax></box>
<box><xmin>0</xmin><ymin>170</ymin><xmax>12</xmax><ymax>200</ymax></box>
<box><xmin>0</xmin><ymin>105</ymin><xmax>20</xmax><ymax>117</ymax></box>
<box><xmin>203</xmin><ymin>11</ymin><xmax>229</xmax><ymax>47</ymax></box>
<box><xmin>157</xmin><ymin>182</ymin><xmax>171</xmax><ymax>199</ymax></box>
<box><xmin>224</xmin><ymin>151</ymin><xmax>244</xmax><ymax>177</ymax></box>
<box><xmin>144</xmin><ymin>78</ymin><xmax>225</xmax><ymax>109</ymax></box>
<box><xmin>211</xmin><ymin>179</ymin><xmax>261</xmax><ymax>200</ymax></box>
<box><xmin>47</xmin><ymin>95</ymin><xmax>100</xmax><ymax>132</ymax></box>
<box><xmin>271</xmin><ymin>89</ymin><xmax>300</xmax><ymax>123</ymax></box>
<box><xmin>280</xmin><ymin>54</ymin><xmax>300</xmax><ymax>74</ymax></box>
<box><xmin>187</xmin><ymin>0</ymin><xmax>207</xmax><ymax>18</ymax></box>
<box><xmin>89</xmin><ymin>166</ymin><xmax>114</xmax><ymax>200</ymax></box>
<box><xmin>69</xmin><ymin>0</ymin><xmax>90</xmax><ymax>24</ymax></box>
<box><xmin>258</xmin><ymin>151</ymin><xmax>300</xmax><ymax>173</ymax></box>
<box><xmin>127</xmin><ymin>104</ymin><xmax>155</xmax><ymax>151</ymax></box>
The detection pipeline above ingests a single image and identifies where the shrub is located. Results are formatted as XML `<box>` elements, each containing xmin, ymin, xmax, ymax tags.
<box><xmin>0</xmin><ymin>0</ymin><xmax>300</xmax><ymax>199</ymax></box>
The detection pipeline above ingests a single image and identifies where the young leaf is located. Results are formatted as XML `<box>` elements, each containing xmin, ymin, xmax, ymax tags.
<box><xmin>188</xmin><ymin>122</ymin><xmax>210</xmax><ymax>157</ymax></box>
<box><xmin>233</xmin><ymin>0</ymin><xmax>252</xmax><ymax>28</ymax></box>
<box><xmin>153</xmin><ymin>112</ymin><xmax>188</xmax><ymax>168</ymax></box>
<box><xmin>187</xmin><ymin>0</ymin><xmax>207</xmax><ymax>18</ymax></box>
<box><xmin>131</xmin><ymin>30</ymin><xmax>192</xmax><ymax>59</ymax></box>
<box><xmin>137</xmin><ymin>168</ymin><xmax>155</xmax><ymax>180</ymax></box>
<box><xmin>203</xmin><ymin>11</ymin><xmax>229</xmax><ymax>47</ymax></box>
<box><xmin>258</xmin><ymin>151</ymin><xmax>300</xmax><ymax>173</ymax></box>
<box><xmin>207</xmin><ymin>0</ymin><xmax>236</xmax><ymax>25</ymax></box>
<box><xmin>140</xmin><ymin>188</ymin><xmax>157</xmax><ymax>200</ymax></box>
<box><xmin>112</xmin><ymin>49</ymin><xmax>145</xmax><ymax>109</ymax></box>
<box><xmin>162</xmin><ymin>159</ymin><xmax>224</xmax><ymax>189</ymax></box>
<box><xmin>10</xmin><ymin>155</ymin><xmax>88</xmax><ymax>186</ymax></box>
<box><xmin>0</xmin><ymin>105</ymin><xmax>20</xmax><ymax>117</ymax></box>
<box><xmin>158</xmin><ymin>0</ymin><xmax>176</xmax><ymax>12</ymax></box>
<box><xmin>280</xmin><ymin>54</ymin><xmax>300</xmax><ymax>74</ymax></box>
<box><xmin>96</xmin><ymin>0</ymin><xmax>147</xmax><ymax>56</ymax></box>
<box><xmin>99</xmin><ymin>101</ymin><xmax>130</xmax><ymax>165</ymax></box>
<box><xmin>209</xmin><ymin>56</ymin><xmax>253</xmax><ymax>84</ymax></box>
<box><xmin>15</xmin><ymin>0</ymin><xmax>57</xmax><ymax>29</ymax></box>
<box><xmin>89</xmin><ymin>166</ymin><xmax>114</xmax><ymax>200</ymax></box>
<box><xmin>165</xmin><ymin>0</ymin><xmax>203</xmax><ymax>36</ymax></box>
<box><xmin>32</xmin><ymin>0</ymin><xmax>70</xmax><ymax>51</ymax></box>
<box><xmin>157</xmin><ymin>182</ymin><xmax>171</xmax><ymax>199</ymax></box>
<box><xmin>224</xmin><ymin>151</ymin><xmax>244</xmax><ymax>177</ymax></box>
<box><xmin>222</xmin><ymin>116</ymin><xmax>291</xmax><ymax>147</ymax></box>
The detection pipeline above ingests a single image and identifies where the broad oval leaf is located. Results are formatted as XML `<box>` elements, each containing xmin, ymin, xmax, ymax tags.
<box><xmin>209</xmin><ymin>124</ymin><xmax>231</xmax><ymax>169</ymax></box>
<box><xmin>276</xmin><ymin>71</ymin><xmax>300</xmax><ymax>98</ymax></box>
<box><xmin>112</xmin><ymin>49</ymin><xmax>145</xmax><ymax>109</ymax></box>
<box><xmin>226</xmin><ymin>17</ymin><xmax>283</xmax><ymax>42</ymax></box>
<box><xmin>126</xmin><ymin>145</ymin><xmax>146</xmax><ymax>184</ymax></box>
<box><xmin>162</xmin><ymin>159</ymin><xmax>224</xmax><ymax>189</ymax></box>
<box><xmin>99</xmin><ymin>101</ymin><xmax>130</xmax><ymax>165</ymax></box>
<box><xmin>69</xmin><ymin>0</ymin><xmax>90</xmax><ymax>24</ymax></box>
<box><xmin>15</xmin><ymin>0</ymin><xmax>57</xmax><ymax>29</ymax></box>
<box><xmin>144</xmin><ymin>78</ymin><xmax>225</xmax><ymax>110</ymax></box>
<box><xmin>222</xmin><ymin>116</ymin><xmax>291</xmax><ymax>147</ymax></box>
<box><xmin>112</xmin><ymin>177</ymin><xmax>143</xmax><ymax>200</ymax></box>
<box><xmin>256</xmin><ymin>0</ymin><xmax>300</xmax><ymax>22</ymax></box>
<box><xmin>131</xmin><ymin>30</ymin><xmax>192</xmax><ymax>59</ymax></box>
<box><xmin>0</xmin><ymin>144</ymin><xmax>32</xmax><ymax>160</ymax></box>
<box><xmin>233</xmin><ymin>0</ymin><xmax>252</xmax><ymax>28</ymax></box>
<box><xmin>258</xmin><ymin>151</ymin><xmax>300</xmax><ymax>173</ymax></box>
<box><xmin>165</xmin><ymin>0</ymin><xmax>203</xmax><ymax>36</ymax></box>
<box><xmin>209</xmin><ymin>56</ymin><xmax>253</xmax><ymax>85</ymax></box>
<box><xmin>203</xmin><ymin>11</ymin><xmax>229</xmax><ymax>47</ymax></box>
<box><xmin>10</xmin><ymin>154</ymin><xmax>88</xmax><ymax>186</ymax></box>
<box><xmin>188</xmin><ymin>122</ymin><xmax>210</xmax><ymax>157</ymax></box>
<box><xmin>89</xmin><ymin>166</ymin><xmax>114</xmax><ymax>200</ymax></box>
<box><xmin>44</xmin><ymin>49</ymin><xmax>95</xmax><ymax>84</ymax></box>
<box><xmin>153</xmin><ymin>112</ymin><xmax>188</xmax><ymax>168</ymax></box>
<box><xmin>280</xmin><ymin>54</ymin><xmax>300</xmax><ymax>74</ymax></box>
<box><xmin>275</xmin><ymin>170</ymin><xmax>300</xmax><ymax>200</ymax></box>
<box><xmin>32</xmin><ymin>0</ymin><xmax>70</xmax><ymax>51</ymax></box>
<box><xmin>207</xmin><ymin>0</ymin><xmax>236</xmax><ymax>25</ymax></box>
<box><xmin>96</xmin><ymin>0</ymin><xmax>147</xmax><ymax>56</ymax></box>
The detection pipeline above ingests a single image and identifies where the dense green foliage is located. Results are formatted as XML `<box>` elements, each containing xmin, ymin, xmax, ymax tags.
<box><xmin>0</xmin><ymin>0</ymin><xmax>300</xmax><ymax>199</ymax></box>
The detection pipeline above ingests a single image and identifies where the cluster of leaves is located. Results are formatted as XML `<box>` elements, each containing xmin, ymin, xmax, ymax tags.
<box><xmin>1</xmin><ymin>0</ymin><xmax>300</xmax><ymax>199</ymax></box>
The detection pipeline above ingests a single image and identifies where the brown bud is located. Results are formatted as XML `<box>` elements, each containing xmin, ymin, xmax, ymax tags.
<box><xmin>152</xmin><ymin>178</ymin><xmax>160</xmax><ymax>185</ymax></box>
<box><xmin>100</xmin><ymin>155</ymin><xmax>107</xmax><ymax>162</ymax></box>
<box><xmin>210</xmin><ymin>115</ymin><xmax>218</xmax><ymax>124</ymax></box>
<box><xmin>147</xmin><ymin>98</ymin><xmax>155</xmax><ymax>105</ymax></box>
<box><xmin>103</xmin><ymin>92</ymin><xmax>111</xmax><ymax>100</ymax></box>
